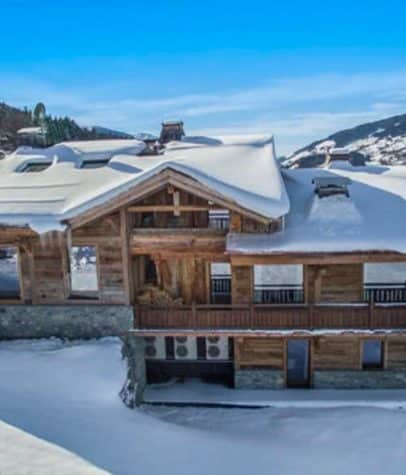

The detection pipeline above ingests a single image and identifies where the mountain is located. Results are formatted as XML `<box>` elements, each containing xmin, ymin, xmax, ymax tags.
<box><xmin>284</xmin><ymin>114</ymin><xmax>406</xmax><ymax>168</ymax></box>
<box><xmin>92</xmin><ymin>126</ymin><xmax>134</xmax><ymax>139</ymax></box>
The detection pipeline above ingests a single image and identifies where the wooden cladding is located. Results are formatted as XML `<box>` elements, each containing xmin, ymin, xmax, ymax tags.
<box><xmin>306</xmin><ymin>264</ymin><xmax>364</xmax><ymax>303</ymax></box>
<box><xmin>135</xmin><ymin>303</ymin><xmax>406</xmax><ymax>330</ymax></box>
<box><xmin>231</xmin><ymin>266</ymin><xmax>253</xmax><ymax>304</ymax></box>
<box><xmin>312</xmin><ymin>337</ymin><xmax>360</xmax><ymax>370</ymax></box>
<box><xmin>130</xmin><ymin>229</ymin><xmax>226</xmax><ymax>256</ymax></box>
<box><xmin>235</xmin><ymin>337</ymin><xmax>284</xmax><ymax>368</ymax></box>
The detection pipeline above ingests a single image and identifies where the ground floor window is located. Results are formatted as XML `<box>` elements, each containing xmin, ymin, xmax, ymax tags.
<box><xmin>254</xmin><ymin>265</ymin><xmax>304</xmax><ymax>304</ymax></box>
<box><xmin>0</xmin><ymin>247</ymin><xmax>20</xmax><ymax>299</ymax></box>
<box><xmin>362</xmin><ymin>340</ymin><xmax>384</xmax><ymax>370</ymax></box>
<box><xmin>69</xmin><ymin>246</ymin><xmax>98</xmax><ymax>298</ymax></box>
<box><xmin>364</xmin><ymin>263</ymin><xmax>406</xmax><ymax>303</ymax></box>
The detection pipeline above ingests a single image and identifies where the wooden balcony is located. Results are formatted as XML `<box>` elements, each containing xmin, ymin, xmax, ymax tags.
<box><xmin>134</xmin><ymin>302</ymin><xmax>406</xmax><ymax>331</ymax></box>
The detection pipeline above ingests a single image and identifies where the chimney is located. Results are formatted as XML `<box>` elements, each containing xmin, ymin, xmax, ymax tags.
<box><xmin>312</xmin><ymin>176</ymin><xmax>352</xmax><ymax>198</ymax></box>
<box><xmin>160</xmin><ymin>120</ymin><xmax>185</xmax><ymax>144</ymax></box>
<box><xmin>325</xmin><ymin>147</ymin><xmax>351</xmax><ymax>167</ymax></box>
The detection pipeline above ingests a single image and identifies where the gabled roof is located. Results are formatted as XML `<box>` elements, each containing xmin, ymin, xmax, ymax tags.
<box><xmin>0</xmin><ymin>135</ymin><xmax>289</xmax><ymax>233</ymax></box>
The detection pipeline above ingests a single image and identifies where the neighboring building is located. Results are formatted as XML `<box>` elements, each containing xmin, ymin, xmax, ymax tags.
<box><xmin>16</xmin><ymin>126</ymin><xmax>48</xmax><ymax>148</ymax></box>
<box><xmin>0</xmin><ymin>123</ymin><xmax>406</xmax><ymax>405</ymax></box>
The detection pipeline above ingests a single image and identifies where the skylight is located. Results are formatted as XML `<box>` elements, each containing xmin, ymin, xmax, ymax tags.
<box><xmin>19</xmin><ymin>162</ymin><xmax>52</xmax><ymax>173</ymax></box>
<box><xmin>80</xmin><ymin>159</ymin><xmax>110</xmax><ymax>169</ymax></box>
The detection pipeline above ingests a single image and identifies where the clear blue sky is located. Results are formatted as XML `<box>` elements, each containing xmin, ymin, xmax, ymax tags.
<box><xmin>2</xmin><ymin>0</ymin><xmax>406</xmax><ymax>154</ymax></box>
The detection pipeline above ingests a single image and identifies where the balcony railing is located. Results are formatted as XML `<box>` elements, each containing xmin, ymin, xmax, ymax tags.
<box><xmin>254</xmin><ymin>285</ymin><xmax>304</xmax><ymax>304</ymax></box>
<box><xmin>210</xmin><ymin>275</ymin><xmax>231</xmax><ymax>304</ymax></box>
<box><xmin>364</xmin><ymin>283</ymin><xmax>406</xmax><ymax>303</ymax></box>
<box><xmin>135</xmin><ymin>302</ymin><xmax>406</xmax><ymax>331</ymax></box>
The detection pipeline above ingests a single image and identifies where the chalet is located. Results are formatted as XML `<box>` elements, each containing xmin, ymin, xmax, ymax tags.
<box><xmin>1</xmin><ymin>123</ymin><xmax>406</xmax><ymax>405</ymax></box>
<box><xmin>16</xmin><ymin>126</ymin><xmax>48</xmax><ymax>148</ymax></box>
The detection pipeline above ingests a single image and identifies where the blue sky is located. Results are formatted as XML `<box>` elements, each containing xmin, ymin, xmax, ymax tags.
<box><xmin>2</xmin><ymin>0</ymin><xmax>406</xmax><ymax>155</ymax></box>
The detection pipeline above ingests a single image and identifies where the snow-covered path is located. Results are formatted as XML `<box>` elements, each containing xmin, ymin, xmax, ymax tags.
<box><xmin>1</xmin><ymin>338</ymin><xmax>406</xmax><ymax>475</ymax></box>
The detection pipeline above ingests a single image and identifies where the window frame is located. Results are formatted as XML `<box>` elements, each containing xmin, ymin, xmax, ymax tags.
<box><xmin>68</xmin><ymin>244</ymin><xmax>100</xmax><ymax>301</ymax></box>
<box><xmin>361</xmin><ymin>339</ymin><xmax>385</xmax><ymax>371</ymax></box>
<box><xmin>0</xmin><ymin>246</ymin><xmax>22</xmax><ymax>303</ymax></box>
<box><xmin>17</xmin><ymin>161</ymin><xmax>52</xmax><ymax>173</ymax></box>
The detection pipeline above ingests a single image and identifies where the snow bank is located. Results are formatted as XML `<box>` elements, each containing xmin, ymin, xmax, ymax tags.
<box><xmin>0</xmin><ymin>420</ymin><xmax>107</xmax><ymax>474</ymax></box>
<box><xmin>1</xmin><ymin>339</ymin><xmax>406</xmax><ymax>474</ymax></box>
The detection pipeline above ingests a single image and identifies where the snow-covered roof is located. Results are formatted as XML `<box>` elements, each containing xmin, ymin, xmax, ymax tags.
<box><xmin>17</xmin><ymin>126</ymin><xmax>46</xmax><ymax>135</ymax></box>
<box><xmin>0</xmin><ymin>135</ymin><xmax>288</xmax><ymax>233</ymax></box>
<box><xmin>227</xmin><ymin>162</ymin><xmax>406</xmax><ymax>254</ymax></box>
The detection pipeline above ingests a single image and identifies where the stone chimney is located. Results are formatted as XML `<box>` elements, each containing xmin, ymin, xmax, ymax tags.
<box><xmin>160</xmin><ymin>120</ymin><xmax>185</xmax><ymax>144</ymax></box>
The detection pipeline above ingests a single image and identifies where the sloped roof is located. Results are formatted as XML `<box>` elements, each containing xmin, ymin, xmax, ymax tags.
<box><xmin>227</xmin><ymin>162</ymin><xmax>406</xmax><ymax>254</ymax></box>
<box><xmin>0</xmin><ymin>136</ymin><xmax>289</xmax><ymax>233</ymax></box>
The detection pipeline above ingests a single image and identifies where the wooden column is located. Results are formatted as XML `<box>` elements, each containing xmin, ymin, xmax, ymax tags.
<box><xmin>120</xmin><ymin>208</ymin><xmax>133</xmax><ymax>305</ymax></box>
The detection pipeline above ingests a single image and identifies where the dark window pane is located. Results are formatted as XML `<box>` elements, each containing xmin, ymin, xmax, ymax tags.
<box><xmin>0</xmin><ymin>248</ymin><xmax>20</xmax><ymax>299</ymax></box>
<box><xmin>362</xmin><ymin>341</ymin><xmax>383</xmax><ymax>369</ymax></box>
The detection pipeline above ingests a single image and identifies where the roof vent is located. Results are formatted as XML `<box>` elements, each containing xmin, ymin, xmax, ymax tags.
<box><xmin>312</xmin><ymin>176</ymin><xmax>352</xmax><ymax>198</ymax></box>
<box><xmin>160</xmin><ymin>120</ymin><xmax>185</xmax><ymax>144</ymax></box>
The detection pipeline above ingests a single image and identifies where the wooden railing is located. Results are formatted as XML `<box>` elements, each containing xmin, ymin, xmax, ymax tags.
<box><xmin>254</xmin><ymin>285</ymin><xmax>304</xmax><ymax>304</ymax></box>
<box><xmin>134</xmin><ymin>302</ymin><xmax>406</xmax><ymax>330</ymax></box>
<box><xmin>364</xmin><ymin>283</ymin><xmax>406</xmax><ymax>303</ymax></box>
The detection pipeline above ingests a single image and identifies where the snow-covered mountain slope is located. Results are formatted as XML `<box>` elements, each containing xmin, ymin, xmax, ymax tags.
<box><xmin>285</xmin><ymin>114</ymin><xmax>406</xmax><ymax>168</ymax></box>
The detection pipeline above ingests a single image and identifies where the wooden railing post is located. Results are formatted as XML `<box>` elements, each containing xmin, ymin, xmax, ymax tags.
<box><xmin>192</xmin><ymin>302</ymin><xmax>197</xmax><ymax>329</ymax></box>
<box><xmin>368</xmin><ymin>300</ymin><xmax>374</xmax><ymax>329</ymax></box>
<box><xmin>249</xmin><ymin>303</ymin><xmax>254</xmax><ymax>328</ymax></box>
<box><xmin>309</xmin><ymin>304</ymin><xmax>313</xmax><ymax>330</ymax></box>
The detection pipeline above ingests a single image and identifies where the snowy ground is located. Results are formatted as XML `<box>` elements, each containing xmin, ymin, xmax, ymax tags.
<box><xmin>1</xmin><ymin>338</ymin><xmax>406</xmax><ymax>475</ymax></box>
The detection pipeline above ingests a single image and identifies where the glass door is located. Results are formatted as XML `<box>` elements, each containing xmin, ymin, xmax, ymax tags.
<box><xmin>287</xmin><ymin>339</ymin><xmax>310</xmax><ymax>388</ymax></box>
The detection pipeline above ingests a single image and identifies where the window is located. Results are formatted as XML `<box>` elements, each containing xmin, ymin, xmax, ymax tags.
<box><xmin>210</xmin><ymin>263</ymin><xmax>231</xmax><ymax>304</ymax></box>
<box><xmin>364</xmin><ymin>263</ymin><xmax>406</xmax><ymax>303</ymax></box>
<box><xmin>69</xmin><ymin>246</ymin><xmax>98</xmax><ymax>298</ymax></box>
<box><xmin>80</xmin><ymin>159</ymin><xmax>110</xmax><ymax>169</ymax></box>
<box><xmin>208</xmin><ymin>210</ymin><xmax>230</xmax><ymax>230</ymax></box>
<box><xmin>18</xmin><ymin>162</ymin><xmax>52</xmax><ymax>173</ymax></box>
<box><xmin>140</xmin><ymin>212</ymin><xmax>155</xmax><ymax>228</ymax></box>
<box><xmin>254</xmin><ymin>265</ymin><xmax>304</xmax><ymax>304</ymax></box>
<box><xmin>362</xmin><ymin>340</ymin><xmax>384</xmax><ymax>370</ymax></box>
<box><xmin>0</xmin><ymin>247</ymin><xmax>20</xmax><ymax>299</ymax></box>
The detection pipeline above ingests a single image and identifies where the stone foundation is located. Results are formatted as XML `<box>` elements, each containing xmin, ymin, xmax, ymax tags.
<box><xmin>313</xmin><ymin>370</ymin><xmax>406</xmax><ymax>389</ymax></box>
<box><xmin>234</xmin><ymin>369</ymin><xmax>285</xmax><ymax>389</ymax></box>
<box><xmin>120</xmin><ymin>335</ymin><xmax>146</xmax><ymax>407</ymax></box>
<box><xmin>0</xmin><ymin>305</ymin><xmax>133</xmax><ymax>340</ymax></box>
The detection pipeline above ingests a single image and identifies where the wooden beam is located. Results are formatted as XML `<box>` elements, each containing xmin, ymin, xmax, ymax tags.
<box><xmin>67</xmin><ymin>168</ymin><xmax>272</xmax><ymax>230</ymax></box>
<box><xmin>128</xmin><ymin>205</ymin><xmax>216</xmax><ymax>213</ymax></box>
<box><xmin>120</xmin><ymin>208</ymin><xmax>132</xmax><ymax>305</ymax></box>
<box><xmin>230</xmin><ymin>251</ymin><xmax>406</xmax><ymax>266</ymax></box>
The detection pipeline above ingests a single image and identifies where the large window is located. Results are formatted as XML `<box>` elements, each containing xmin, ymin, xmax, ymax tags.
<box><xmin>0</xmin><ymin>247</ymin><xmax>20</xmax><ymax>299</ymax></box>
<box><xmin>364</xmin><ymin>263</ymin><xmax>406</xmax><ymax>303</ymax></box>
<box><xmin>362</xmin><ymin>340</ymin><xmax>384</xmax><ymax>370</ymax></box>
<box><xmin>254</xmin><ymin>265</ymin><xmax>304</xmax><ymax>304</ymax></box>
<box><xmin>70</xmin><ymin>246</ymin><xmax>98</xmax><ymax>298</ymax></box>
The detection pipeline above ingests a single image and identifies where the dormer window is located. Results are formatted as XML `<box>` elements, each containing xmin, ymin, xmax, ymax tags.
<box><xmin>18</xmin><ymin>161</ymin><xmax>52</xmax><ymax>173</ymax></box>
<box><xmin>80</xmin><ymin>159</ymin><xmax>110</xmax><ymax>169</ymax></box>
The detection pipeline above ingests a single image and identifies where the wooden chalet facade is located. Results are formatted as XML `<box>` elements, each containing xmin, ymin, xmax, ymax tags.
<box><xmin>1</xmin><ymin>126</ymin><xmax>406</xmax><ymax>403</ymax></box>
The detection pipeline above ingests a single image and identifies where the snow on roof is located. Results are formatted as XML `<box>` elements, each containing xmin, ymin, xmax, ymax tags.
<box><xmin>0</xmin><ymin>135</ymin><xmax>288</xmax><ymax>233</ymax></box>
<box><xmin>17</xmin><ymin>126</ymin><xmax>46</xmax><ymax>135</ymax></box>
<box><xmin>227</xmin><ymin>163</ymin><xmax>406</xmax><ymax>254</ymax></box>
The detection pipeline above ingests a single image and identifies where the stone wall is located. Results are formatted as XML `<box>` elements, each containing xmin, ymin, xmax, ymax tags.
<box><xmin>0</xmin><ymin>305</ymin><xmax>133</xmax><ymax>340</ymax></box>
<box><xmin>234</xmin><ymin>369</ymin><xmax>285</xmax><ymax>389</ymax></box>
<box><xmin>313</xmin><ymin>370</ymin><xmax>406</xmax><ymax>389</ymax></box>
